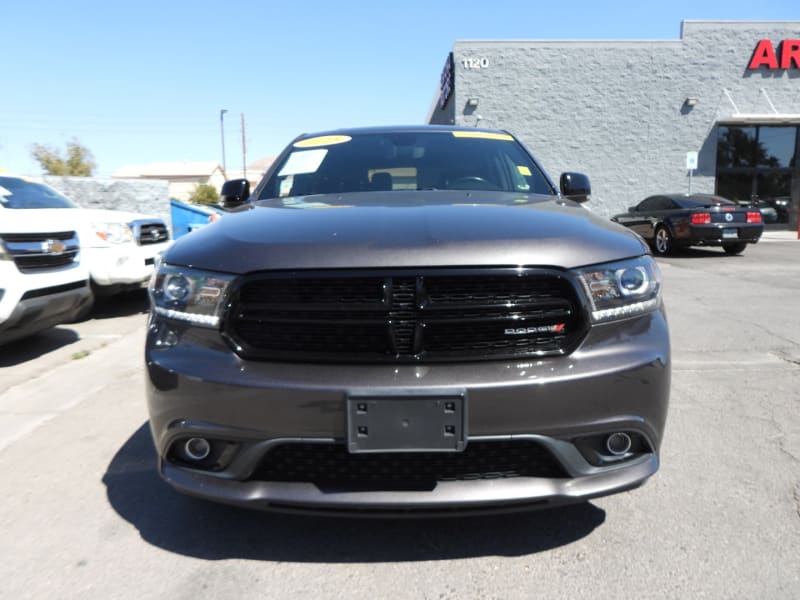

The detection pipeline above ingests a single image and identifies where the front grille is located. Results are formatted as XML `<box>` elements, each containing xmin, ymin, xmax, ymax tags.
<box><xmin>135</xmin><ymin>221</ymin><xmax>169</xmax><ymax>245</ymax></box>
<box><xmin>248</xmin><ymin>440</ymin><xmax>569</xmax><ymax>488</ymax></box>
<box><xmin>0</xmin><ymin>231</ymin><xmax>74</xmax><ymax>243</ymax></box>
<box><xmin>0</xmin><ymin>231</ymin><xmax>80</xmax><ymax>273</ymax></box>
<box><xmin>225</xmin><ymin>269</ymin><xmax>587</xmax><ymax>363</ymax></box>
<box><xmin>13</xmin><ymin>254</ymin><xmax>77</xmax><ymax>270</ymax></box>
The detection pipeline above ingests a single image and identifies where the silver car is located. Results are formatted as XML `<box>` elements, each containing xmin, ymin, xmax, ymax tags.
<box><xmin>146</xmin><ymin>126</ymin><xmax>670</xmax><ymax>515</ymax></box>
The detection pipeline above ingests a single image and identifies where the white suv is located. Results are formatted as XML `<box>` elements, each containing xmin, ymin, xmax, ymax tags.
<box><xmin>0</xmin><ymin>175</ymin><xmax>172</xmax><ymax>305</ymax></box>
<box><xmin>0</xmin><ymin>185</ymin><xmax>92</xmax><ymax>345</ymax></box>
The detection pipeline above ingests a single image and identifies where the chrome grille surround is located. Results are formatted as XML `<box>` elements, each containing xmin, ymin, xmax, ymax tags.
<box><xmin>0</xmin><ymin>231</ymin><xmax>80</xmax><ymax>272</ymax></box>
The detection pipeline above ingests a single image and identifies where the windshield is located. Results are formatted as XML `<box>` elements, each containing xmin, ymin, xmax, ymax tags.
<box><xmin>0</xmin><ymin>177</ymin><xmax>78</xmax><ymax>209</ymax></box>
<box><xmin>677</xmin><ymin>196</ymin><xmax>737</xmax><ymax>209</ymax></box>
<box><xmin>258</xmin><ymin>130</ymin><xmax>555</xmax><ymax>201</ymax></box>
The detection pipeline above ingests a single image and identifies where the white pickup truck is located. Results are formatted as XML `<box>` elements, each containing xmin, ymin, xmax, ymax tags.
<box><xmin>0</xmin><ymin>175</ymin><xmax>172</xmax><ymax>344</ymax></box>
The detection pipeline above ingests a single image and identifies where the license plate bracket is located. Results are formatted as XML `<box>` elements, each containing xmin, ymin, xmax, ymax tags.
<box><xmin>347</xmin><ymin>394</ymin><xmax>467</xmax><ymax>453</ymax></box>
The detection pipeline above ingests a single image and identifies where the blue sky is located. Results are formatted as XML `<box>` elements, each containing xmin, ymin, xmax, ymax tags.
<box><xmin>1</xmin><ymin>0</ymin><xmax>796</xmax><ymax>176</ymax></box>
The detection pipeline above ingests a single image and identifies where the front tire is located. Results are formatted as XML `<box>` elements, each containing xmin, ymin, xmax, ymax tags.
<box><xmin>653</xmin><ymin>226</ymin><xmax>673</xmax><ymax>256</ymax></box>
<box><xmin>723</xmin><ymin>242</ymin><xmax>747</xmax><ymax>255</ymax></box>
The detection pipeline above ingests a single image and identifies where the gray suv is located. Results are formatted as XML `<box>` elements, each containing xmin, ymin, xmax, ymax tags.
<box><xmin>146</xmin><ymin>126</ymin><xmax>670</xmax><ymax>515</ymax></box>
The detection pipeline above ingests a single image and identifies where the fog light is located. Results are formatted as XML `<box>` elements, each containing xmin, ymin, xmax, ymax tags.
<box><xmin>605</xmin><ymin>432</ymin><xmax>632</xmax><ymax>456</ymax></box>
<box><xmin>184</xmin><ymin>437</ymin><xmax>211</xmax><ymax>461</ymax></box>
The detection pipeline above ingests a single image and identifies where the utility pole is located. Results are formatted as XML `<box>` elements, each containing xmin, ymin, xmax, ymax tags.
<box><xmin>241</xmin><ymin>112</ymin><xmax>247</xmax><ymax>181</ymax></box>
<box><xmin>219</xmin><ymin>109</ymin><xmax>228</xmax><ymax>180</ymax></box>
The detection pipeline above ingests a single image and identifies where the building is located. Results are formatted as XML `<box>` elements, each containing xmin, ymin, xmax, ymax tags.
<box><xmin>428</xmin><ymin>21</ymin><xmax>800</xmax><ymax>228</ymax></box>
<box><xmin>223</xmin><ymin>156</ymin><xmax>276</xmax><ymax>190</ymax></box>
<box><xmin>113</xmin><ymin>157</ymin><xmax>275</xmax><ymax>201</ymax></box>
<box><xmin>112</xmin><ymin>161</ymin><xmax>225</xmax><ymax>201</ymax></box>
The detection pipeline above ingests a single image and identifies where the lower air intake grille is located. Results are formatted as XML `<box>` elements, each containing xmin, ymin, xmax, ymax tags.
<box><xmin>249</xmin><ymin>440</ymin><xmax>568</xmax><ymax>487</ymax></box>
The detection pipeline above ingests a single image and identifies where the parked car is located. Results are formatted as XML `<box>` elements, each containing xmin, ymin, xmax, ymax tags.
<box><xmin>0</xmin><ymin>178</ymin><xmax>92</xmax><ymax>345</ymax></box>
<box><xmin>745</xmin><ymin>198</ymin><xmax>779</xmax><ymax>224</ymax></box>
<box><xmin>0</xmin><ymin>176</ymin><xmax>172</xmax><ymax>313</ymax></box>
<box><xmin>146</xmin><ymin>126</ymin><xmax>670</xmax><ymax>515</ymax></box>
<box><xmin>611</xmin><ymin>193</ymin><xmax>763</xmax><ymax>256</ymax></box>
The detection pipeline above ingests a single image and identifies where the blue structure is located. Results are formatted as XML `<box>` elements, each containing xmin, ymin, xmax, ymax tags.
<box><xmin>170</xmin><ymin>199</ymin><xmax>222</xmax><ymax>239</ymax></box>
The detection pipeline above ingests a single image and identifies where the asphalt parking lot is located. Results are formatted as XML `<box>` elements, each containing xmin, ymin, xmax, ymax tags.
<box><xmin>0</xmin><ymin>238</ymin><xmax>798</xmax><ymax>599</ymax></box>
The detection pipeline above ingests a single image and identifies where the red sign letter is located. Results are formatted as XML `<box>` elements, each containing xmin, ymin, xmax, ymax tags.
<box><xmin>749</xmin><ymin>39</ymin><xmax>779</xmax><ymax>70</ymax></box>
<box><xmin>780</xmin><ymin>39</ymin><xmax>800</xmax><ymax>69</ymax></box>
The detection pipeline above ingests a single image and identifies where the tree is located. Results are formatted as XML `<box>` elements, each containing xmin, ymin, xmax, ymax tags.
<box><xmin>30</xmin><ymin>139</ymin><xmax>96</xmax><ymax>176</ymax></box>
<box><xmin>189</xmin><ymin>183</ymin><xmax>220</xmax><ymax>205</ymax></box>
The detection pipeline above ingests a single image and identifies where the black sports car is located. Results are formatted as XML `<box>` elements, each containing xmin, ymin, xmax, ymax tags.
<box><xmin>612</xmin><ymin>193</ymin><xmax>763</xmax><ymax>256</ymax></box>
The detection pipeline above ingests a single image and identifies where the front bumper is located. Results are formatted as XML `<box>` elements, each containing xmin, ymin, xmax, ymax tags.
<box><xmin>146</xmin><ymin>308</ymin><xmax>670</xmax><ymax>514</ymax></box>
<box><xmin>161</xmin><ymin>450</ymin><xmax>657</xmax><ymax>515</ymax></box>
<box><xmin>85</xmin><ymin>241</ymin><xmax>171</xmax><ymax>291</ymax></box>
<box><xmin>0</xmin><ymin>261</ymin><xmax>91</xmax><ymax>346</ymax></box>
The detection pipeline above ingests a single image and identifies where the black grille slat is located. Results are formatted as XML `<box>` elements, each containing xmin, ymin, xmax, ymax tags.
<box><xmin>13</xmin><ymin>253</ymin><xmax>79</xmax><ymax>271</ymax></box>
<box><xmin>239</xmin><ymin>277</ymin><xmax>385</xmax><ymax>305</ymax></box>
<box><xmin>0</xmin><ymin>231</ymin><xmax>74</xmax><ymax>243</ymax></box>
<box><xmin>423</xmin><ymin>275</ymin><xmax>567</xmax><ymax>307</ymax></box>
<box><xmin>226</xmin><ymin>270</ymin><xmax>586</xmax><ymax>363</ymax></box>
<box><xmin>234</xmin><ymin>321</ymin><xmax>391</xmax><ymax>355</ymax></box>
<box><xmin>390</xmin><ymin>277</ymin><xmax>417</xmax><ymax>355</ymax></box>
<box><xmin>249</xmin><ymin>441</ymin><xmax>568</xmax><ymax>487</ymax></box>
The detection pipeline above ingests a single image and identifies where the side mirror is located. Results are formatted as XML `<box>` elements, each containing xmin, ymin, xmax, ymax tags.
<box><xmin>559</xmin><ymin>172</ymin><xmax>591</xmax><ymax>203</ymax></box>
<box><xmin>220</xmin><ymin>179</ymin><xmax>251</xmax><ymax>208</ymax></box>
<box><xmin>628</xmin><ymin>206</ymin><xmax>636</xmax><ymax>213</ymax></box>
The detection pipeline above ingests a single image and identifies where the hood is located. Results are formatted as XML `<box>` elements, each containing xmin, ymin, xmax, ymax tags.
<box><xmin>164</xmin><ymin>191</ymin><xmax>649</xmax><ymax>273</ymax></box>
<box><xmin>0</xmin><ymin>207</ymin><xmax>85</xmax><ymax>235</ymax></box>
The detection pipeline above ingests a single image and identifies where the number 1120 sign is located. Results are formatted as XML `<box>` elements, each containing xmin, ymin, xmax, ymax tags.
<box><xmin>462</xmin><ymin>58</ymin><xmax>489</xmax><ymax>69</ymax></box>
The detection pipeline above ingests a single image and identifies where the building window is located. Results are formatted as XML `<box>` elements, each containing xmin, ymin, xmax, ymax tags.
<box><xmin>716</xmin><ymin>125</ymin><xmax>799</xmax><ymax>224</ymax></box>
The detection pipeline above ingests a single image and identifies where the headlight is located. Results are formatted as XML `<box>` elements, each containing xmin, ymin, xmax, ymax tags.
<box><xmin>93</xmin><ymin>222</ymin><xmax>134</xmax><ymax>244</ymax></box>
<box><xmin>574</xmin><ymin>255</ymin><xmax>662</xmax><ymax>323</ymax></box>
<box><xmin>149</xmin><ymin>263</ymin><xmax>235</xmax><ymax>327</ymax></box>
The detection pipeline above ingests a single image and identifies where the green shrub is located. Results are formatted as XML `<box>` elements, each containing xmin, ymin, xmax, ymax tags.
<box><xmin>189</xmin><ymin>183</ymin><xmax>220</xmax><ymax>205</ymax></box>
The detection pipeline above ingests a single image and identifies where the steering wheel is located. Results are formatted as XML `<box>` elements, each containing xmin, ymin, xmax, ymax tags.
<box><xmin>448</xmin><ymin>176</ymin><xmax>500</xmax><ymax>191</ymax></box>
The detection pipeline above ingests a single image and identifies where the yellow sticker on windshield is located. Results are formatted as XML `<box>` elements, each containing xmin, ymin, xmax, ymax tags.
<box><xmin>451</xmin><ymin>131</ymin><xmax>514</xmax><ymax>141</ymax></box>
<box><xmin>517</xmin><ymin>165</ymin><xmax>532</xmax><ymax>176</ymax></box>
<box><xmin>294</xmin><ymin>135</ymin><xmax>352</xmax><ymax>148</ymax></box>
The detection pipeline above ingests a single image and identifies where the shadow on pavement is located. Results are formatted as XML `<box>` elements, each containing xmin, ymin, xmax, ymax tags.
<box><xmin>90</xmin><ymin>289</ymin><xmax>150</xmax><ymax>320</ymax></box>
<box><xmin>104</xmin><ymin>423</ymin><xmax>606</xmax><ymax>562</ymax></box>
<box><xmin>658</xmin><ymin>247</ymin><xmax>747</xmax><ymax>260</ymax></box>
<box><xmin>0</xmin><ymin>327</ymin><xmax>80</xmax><ymax>366</ymax></box>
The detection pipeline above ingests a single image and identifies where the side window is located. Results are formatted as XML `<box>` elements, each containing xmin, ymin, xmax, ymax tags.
<box><xmin>654</xmin><ymin>197</ymin><xmax>673</xmax><ymax>210</ymax></box>
<box><xmin>661</xmin><ymin>198</ymin><xmax>678</xmax><ymax>210</ymax></box>
<box><xmin>638</xmin><ymin>197</ymin><xmax>659</xmax><ymax>212</ymax></box>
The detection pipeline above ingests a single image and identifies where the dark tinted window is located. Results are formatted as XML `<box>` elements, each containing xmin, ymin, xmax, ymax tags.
<box><xmin>0</xmin><ymin>177</ymin><xmax>77</xmax><ymax>209</ymax></box>
<box><xmin>715</xmin><ymin>124</ymin><xmax>797</xmax><ymax>224</ymax></box>
<box><xmin>258</xmin><ymin>131</ymin><xmax>555</xmax><ymax>201</ymax></box>
<box><xmin>717</xmin><ymin>126</ymin><xmax>757</xmax><ymax>168</ymax></box>
<box><xmin>757</xmin><ymin>127</ymin><xmax>796</xmax><ymax>168</ymax></box>
<box><xmin>716</xmin><ymin>172</ymin><xmax>754</xmax><ymax>203</ymax></box>
<box><xmin>637</xmin><ymin>197</ymin><xmax>663</xmax><ymax>211</ymax></box>
<box><xmin>676</xmin><ymin>196</ymin><xmax>736</xmax><ymax>209</ymax></box>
